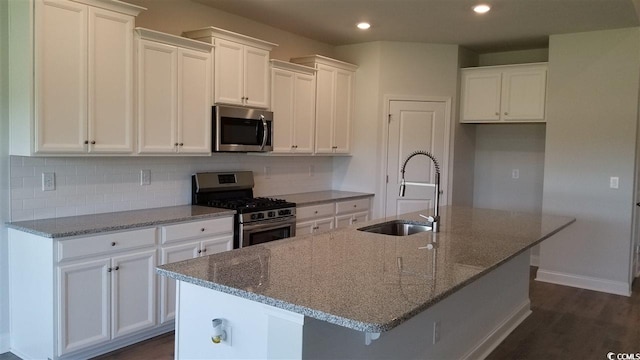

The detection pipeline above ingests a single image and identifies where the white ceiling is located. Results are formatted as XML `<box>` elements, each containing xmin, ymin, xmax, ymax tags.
<box><xmin>195</xmin><ymin>0</ymin><xmax>640</xmax><ymax>53</ymax></box>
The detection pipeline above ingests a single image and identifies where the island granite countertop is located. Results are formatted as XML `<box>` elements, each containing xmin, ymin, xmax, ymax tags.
<box><xmin>274</xmin><ymin>190</ymin><xmax>374</xmax><ymax>207</ymax></box>
<box><xmin>7</xmin><ymin>205</ymin><xmax>236</xmax><ymax>238</ymax></box>
<box><xmin>157</xmin><ymin>205</ymin><xmax>574</xmax><ymax>333</ymax></box>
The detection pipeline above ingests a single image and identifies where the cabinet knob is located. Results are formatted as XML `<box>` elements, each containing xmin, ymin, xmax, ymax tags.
<box><xmin>107</xmin><ymin>267</ymin><xmax>112</xmax><ymax>273</ymax></box>
<box><xmin>495</xmin><ymin>112</ymin><xmax>500</xmax><ymax>116</ymax></box>
<box><xmin>504</xmin><ymin>112</ymin><xmax>508</xmax><ymax>115</ymax></box>
<box><xmin>201</xmin><ymin>228</ymin><xmax>205</xmax><ymax>232</ymax></box>
<box><xmin>175</xmin><ymin>143</ymin><xmax>179</xmax><ymax>146</ymax></box>
<box><xmin>179</xmin><ymin>143</ymin><xmax>184</xmax><ymax>146</ymax></box>
<box><xmin>198</xmin><ymin>250</ymin><xmax>202</xmax><ymax>254</ymax></box>
<box><xmin>313</xmin><ymin>226</ymin><xmax>319</xmax><ymax>230</ymax></box>
<box><xmin>114</xmin><ymin>266</ymin><xmax>119</xmax><ymax>271</ymax></box>
<box><xmin>111</xmin><ymin>242</ymin><xmax>116</xmax><ymax>247</ymax></box>
<box><xmin>84</xmin><ymin>140</ymin><xmax>89</xmax><ymax>145</ymax></box>
<box><xmin>352</xmin><ymin>219</ymin><xmax>358</xmax><ymax>223</ymax></box>
<box><xmin>91</xmin><ymin>140</ymin><xmax>96</xmax><ymax>145</ymax></box>
<box><xmin>202</xmin><ymin>249</ymin><xmax>207</xmax><ymax>253</ymax></box>
<box><xmin>314</xmin><ymin>210</ymin><xmax>318</xmax><ymax>214</ymax></box>
<box><xmin>353</xmin><ymin>205</ymin><xmax>357</xmax><ymax>208</ymax></box>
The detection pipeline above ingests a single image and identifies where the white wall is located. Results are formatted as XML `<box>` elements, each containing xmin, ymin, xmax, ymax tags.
<box><xmin>473</xmin><ymin>124</ymin><xmax>546</xmax><ymax>213</ymax></box>
<box><xmin>333</xmin><ymin>42</ymin><xmax>460</xmax><ymax>219</ymax></box>
<box><xmin>538</xmin><ymin>28</ymin><xmax>640</xmax><ymax>295</ymax></box>
<box><xmin>478</xmin><ymin>48</ymin><xmax>549</xmax><ymax>66</ymax></box>
<box><xmin>0</xmin><ymin>0</ymin><xmax>10</xmax><ymax>352</ymax></box>
<box><xmin>126</xmin><ymin>0</ymin><xmax>335</xmax><ymax>61</ymax></box>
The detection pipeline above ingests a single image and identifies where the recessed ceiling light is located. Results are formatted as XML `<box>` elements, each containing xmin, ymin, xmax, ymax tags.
<box><xmin>357</xmin><ymin>22</ymin><xmax>371</xmax><ymax>30</ymax></box>
<box><xmin>473</xmin><ymin>4</ymin><xmax>491</xmax><ymax>14</ymax></box>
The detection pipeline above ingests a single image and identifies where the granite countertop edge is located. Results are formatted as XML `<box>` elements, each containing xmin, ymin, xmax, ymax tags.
<box><xmin>7</xmin><ymin>206</ymin><xmax>237</xmax><ymax>239</ymax></box>
<box><xmin>275</xmin><ymin>190</ymin><xmax>375</xmax><ymax>207</ymax></box>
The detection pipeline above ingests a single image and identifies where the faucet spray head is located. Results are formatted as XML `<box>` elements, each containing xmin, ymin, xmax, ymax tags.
<box><xmin>399</xmin><ymin>179</ymin><xmax>406</xmax><ymax>197</ymax></box>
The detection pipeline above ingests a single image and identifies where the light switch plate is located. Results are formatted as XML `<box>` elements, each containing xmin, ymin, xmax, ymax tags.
<box><xmin>512</xmin><ymin>169</ymin><xmax>520</xmax><ymax>179</ymax></box>
<box><xmin>610</xmin><ymin>176</ymin><xmax>619</xmax><ymax>189</ymax></box>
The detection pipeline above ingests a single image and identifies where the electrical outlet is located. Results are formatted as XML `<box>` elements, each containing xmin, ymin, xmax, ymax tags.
<box><xmin>140</xmin><ymin>170</ymin><xmax>151</xmax><ymax>186</ymax></box>
<box><xmin>610</xmin><ymin>176</ymin><xmax>619</xmax><ymax>189</ymax></box>
<box><xmin>512</xmin><ymin>169</ymin><xmax>520</xmax><ymax>179</ymax></box>
<box><xmin>42</xmin><ymin>172</ymin><xmax>55</xmax><ymax>191</ymax></box>
<box><xmin>433</xmin><ymin>321</ymin><xmax>440</xmax><ymax>344</ymax></box>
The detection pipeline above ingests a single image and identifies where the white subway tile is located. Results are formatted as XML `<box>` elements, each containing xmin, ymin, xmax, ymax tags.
<box><xmin>22</xmin><ymin>198</ymin><xmax>47</xmax><ymax>210</ymax></box>
<box><xmin>11</xmin><ymin>209</ymin><xmax>34</xmax><ymax>222</ymax></box>
<box><xmin>33</xmin><ymin>207</ymin><xmax>57</xmax><ymax>220</ymax></box>
<box><xmin>55</xmin><ymin>206</ymin><xmax>77</xmax><ymax>217</ymax></box>
<box><xmin>11</xmin><ymin>166</ymin><xmax>35</xmax><ymax>177</ymax></box>
<box><xmin>11</xmin><ymin>187</ymin><xmax>34</xmax><ymax>200</ymax></box>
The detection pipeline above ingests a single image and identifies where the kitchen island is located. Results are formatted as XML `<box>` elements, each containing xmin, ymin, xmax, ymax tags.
<box><xmin>157</xmin><ymin>206</ymin><xmax>574</xmax><ymax>359</ymax></box>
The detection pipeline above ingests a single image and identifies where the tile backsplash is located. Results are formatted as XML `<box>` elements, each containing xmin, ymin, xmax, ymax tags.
<box><xmin>10</xmin><ymin>155</ymin><xmax>333</xmax><ymax>222</ymax></box>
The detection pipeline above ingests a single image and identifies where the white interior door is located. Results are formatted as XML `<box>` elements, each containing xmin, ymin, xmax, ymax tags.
<box><xmin>385</xmin><ymin>100</ymin><xmax>448</xmax><ymax>217</ymax></box>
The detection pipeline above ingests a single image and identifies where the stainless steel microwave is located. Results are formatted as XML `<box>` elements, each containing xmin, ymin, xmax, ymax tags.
<box><xmin>213</xmin><ymin>105</ymin><xmax>273</xmax><ymax>152</ymax></box>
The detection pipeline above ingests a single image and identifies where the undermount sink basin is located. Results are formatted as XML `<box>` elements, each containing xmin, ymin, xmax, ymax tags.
<box><xmin>357</xmin><ymin>220</ymin><xmax>432</xmax><ymax>236</ymax></box>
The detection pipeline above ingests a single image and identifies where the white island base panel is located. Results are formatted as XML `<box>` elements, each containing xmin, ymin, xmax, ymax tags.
<box><xmin>175</xmin><ymin>251</ymin><xmax>532</xmax><ymax>360</ymax></box>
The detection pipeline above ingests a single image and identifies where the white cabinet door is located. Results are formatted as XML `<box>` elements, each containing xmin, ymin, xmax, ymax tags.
<box><xmin>159</xmin><ymin>242</ymin><xmax>200</xmax><ymax>324</ymax></box>
<box><xmin>87</xmin><ymin>7</ymin><xmax>134</xmax><ymax>153</ymax></box>
<box><xmin>460</xmin><ymin>70</ymin><xmax>502</xmax><ymax>122</ymax></box>
<box><xmin>271</xmin><ymin>68</ymin><xmax>295</xmax><ymax>152</ymax></box>
<box><xmin>244</xmin><ymin>46</ymin><xmax>270</xmax><ymax>108</ymax></box>
<box><xmin>296</xmin><ymin>219</ymin><xmax>315</xmax><ymax>235</ymax></box>
<box><xmin>137</xmin><ymin>39</ymin><xmax>178</xmax><ymax>153</ymax></box>
<box><xmin>350</xmin><ymin>211</ymin><xmax>369</xmax><ymax>227</ymax></box>
<box><xmin>315</xmin><ymin>217</ymin><xmax>335</xmax><ymax>233</ymax></box>
<box><xmin>214</xmin><ymin>38</ymin><xmax>244</xmax><ymax>106</ymax></box>
<box><xmin>502</xmin><ymin>67</ymin><xmax>547</xmax><ymax>121</ymax></box>
<box><xmin>200</xmin><ymin>234</ymin><xmax>233</xmax><ymax>256</ymax></box>
<box><xmin>335</xmin><ymin>214</ymin><xmax>353</xmax><ymax>229</ymax></box>
<box><xmin>293</xmin><ymin>72</ymin><xmax>316</xmax><ymax>153</ymax></box>
<box><xmin>177</xmin><ymin>48</ymin><xmax>212</xmax><ymax>154</ymax></box>
<box><xmin>333</xmin><ymin>69</ymin><xmax>353</xmax><ymax>154</ymax></box>
<box><xmin>111</xmin><ymin>249</ymin><xmax>157</xmax><ymax>339</ymax></box>
<box><xmin>57</xmin><ymin>258</ymin><xmax>111</xmax><ymax>356</ymax></box>
<box><xmin>314</xmin><ymin>65</ymin><xmax>335</xmax><ymax>154</ymax></box>
<box><xmin>35</xmin><ymin>0</ymin><xmax>88</xmax><ymax>153</ymax></box>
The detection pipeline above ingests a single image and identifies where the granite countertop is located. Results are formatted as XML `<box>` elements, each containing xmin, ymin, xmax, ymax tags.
<box><xmin>7</xmin><ymin>205</ymin><xmax>236</xmax><ymax>238</ymax></box>
<box><xmin>157</xmin><ymin>205</ymin><xmax>575</xmax><ymax>333</ymax></box>
<box><xmin>275</xmin><ymin>190</ymin><xmax>374</xmax><ymax>206</ymax></box>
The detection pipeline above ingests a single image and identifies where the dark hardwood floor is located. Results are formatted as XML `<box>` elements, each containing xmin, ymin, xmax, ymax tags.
<box><xmin>3</xmin><ymin>267</ymin><xmax>638</xmax><ymax>360</ymax></box>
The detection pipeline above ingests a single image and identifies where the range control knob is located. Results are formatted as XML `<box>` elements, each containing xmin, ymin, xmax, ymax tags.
<box><xmin>268</xmin><ymin>211</ymin><xmax>275</xmax><ymax>217</ymax></box>
<box><xmin>257</xmin><ymin>213</ymin><xmax>264</xmax><ymax>219</ymax></box>
<box><xmin>278</xmin><ymin>210</ymin><xmax>290</xmax><ymax>216</ymax></box>
<box><xmin>251</xmin><ymin>214</ymin><xmax>258</xmax><ymax>220</ymax></box>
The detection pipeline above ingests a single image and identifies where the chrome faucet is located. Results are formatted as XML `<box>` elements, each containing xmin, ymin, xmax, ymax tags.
<box><xmin>399</xmin><ymin>150</ymin><xmax>441</xmax><ymax>232</ymax></box>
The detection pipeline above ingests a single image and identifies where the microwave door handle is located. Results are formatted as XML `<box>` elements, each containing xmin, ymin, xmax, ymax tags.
<box><xmin>260</xmin><ymin>115</ymin><xmax>268</xmax><ymax>150</ymax></box>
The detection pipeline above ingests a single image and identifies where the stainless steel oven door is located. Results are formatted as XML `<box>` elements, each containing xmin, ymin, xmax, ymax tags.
<box><xmin>239</xmin><ymin>216</ymin><xmax>296</xmax><ymax>248</ymax></box>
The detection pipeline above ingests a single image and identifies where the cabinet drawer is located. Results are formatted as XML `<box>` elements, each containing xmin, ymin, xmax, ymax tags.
<box><xmin>336</xmin><ymin>198</ymin><xmax>371</xmax><ymax>215</ymax></box>
<box><xmin>58</xmin><ymin>228</ymin><xmax>157</xmax><ymax>262</ymax></box>
<box><xmin>297</xmin><ymin>203</ymin><xmax>335</xmax><ymax>220</ymax></box>
<box><xmin>161</xmin><ymin>216</ymin><xmax>233</xmax><ymax>244</ymax></box>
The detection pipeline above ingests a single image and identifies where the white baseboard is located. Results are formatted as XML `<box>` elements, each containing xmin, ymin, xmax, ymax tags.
<box><xmin>462</xmin><ymin>300</ymin><xmax>531</xmax><ymax>360</ymax></box>
<box><xmin>530</xmin><ymin>254</ymin><xmax>540</xmax><ymax>267</ymax></box>
<box><xmin>0</xmin><ymin>331</ymin><xmax>9</xmax><ymax>354</ymax></box>
<box><xmin>536</xmin><ymin>269</ymin><xmax>631</xmax><ymax>297</ymax></box>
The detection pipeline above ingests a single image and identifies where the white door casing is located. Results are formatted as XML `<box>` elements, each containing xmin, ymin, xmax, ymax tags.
<box><xmin>385</xmin><ymin>99</ymin><xmax>450</xmax><ymax>217</ymax></box>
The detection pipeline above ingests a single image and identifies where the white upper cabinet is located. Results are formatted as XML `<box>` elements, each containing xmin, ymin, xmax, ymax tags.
<box><xmin>182</xmin><ymin>27</ymin><xmax>277</xmax><ymax>109</ymax></box>
<box><xmin>460</xmin><ymin>63</ymin><xmax>547</xmax><ymax>123</ymax></box>
<box><xmin>291</xmin><ymin>55</ymin><xmax>357</xmax><ymax>155</ymax></box>
<box><xmin>270</xmin><ymin>60</ymin><xmax>316</xmax><ymax>154</ymax></box>
<box><xmin>135</xmin><ymin>28</ymin><xmax>213</xmax><ymax>155</ymax></box>
<box><xmin>9</xmin><ymin>0</ymin><xmax>144</xmax><ymax>156</ymax></box>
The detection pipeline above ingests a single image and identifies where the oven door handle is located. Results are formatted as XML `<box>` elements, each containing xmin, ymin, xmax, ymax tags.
<box><xmin>243</xmin><ymin>217</ymin><xmax>296</xmax><ymax>232</ymax></box>
<box><xmin>259</xmin><ymin>115</ymin><xmax>268</xmax><ymax>151</ymax></box>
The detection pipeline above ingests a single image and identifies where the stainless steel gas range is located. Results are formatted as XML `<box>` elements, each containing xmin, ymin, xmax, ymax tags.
<box><xmin>192</xmin><ymin>171</ymin><xmax>296</xmax><ymax>248</ymax></box>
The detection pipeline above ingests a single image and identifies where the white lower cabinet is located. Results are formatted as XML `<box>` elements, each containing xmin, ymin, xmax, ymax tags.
<box><xmin>8</xmin><ymin>214</ymin><xmax>234</xmax><ymax>360</ymax></box>
<box><xmin>335</xmin><ymin>211</ymin><xmax>369</xmax><ymax>229</ymax></box>
<box><xmin>58</xmin><ymin>249</ymin><xmax>157</xmax><ymax>356</ymax></box>
<box><xmin>159</xmin><ymin>217</ymin><xmax>233</xmax><ymax>324</ymax></box>
<box><xmin>296</xmin><ymin>197</ymin><xmax>372</xmax><ymax>233</ymax></box>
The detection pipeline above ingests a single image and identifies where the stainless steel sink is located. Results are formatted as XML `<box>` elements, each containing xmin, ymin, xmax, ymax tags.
<box><xmin>357</xmin><ymin>220</ymin><xmax>432</xmax><ymax>236</ymax></box>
